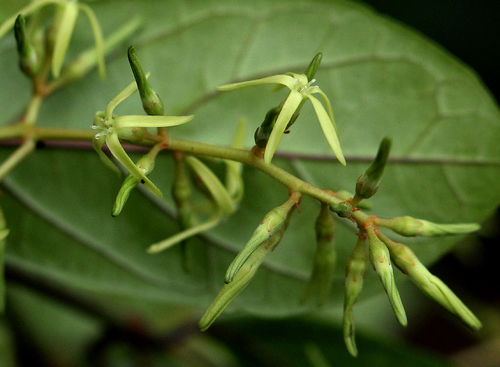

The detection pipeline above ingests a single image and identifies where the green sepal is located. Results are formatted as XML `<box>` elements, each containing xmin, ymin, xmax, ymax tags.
<box><xmin>14</xmin><ymin>14</ymin><xmax>40</xmax><ymax>77</ymax></box>
<box><xmin>128</xmin><ymin>45</ymin><xmax>164</xmax><ymax>116</ymax></box>
<box><xmin>254</xmin><ymin>105</ymin><xmax>281</xmax><ymax>148</ymax></box>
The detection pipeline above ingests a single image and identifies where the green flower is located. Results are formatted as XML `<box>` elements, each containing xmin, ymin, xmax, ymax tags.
<box><xmin>217</xmin><ymin>72</ymin><xmax>345</xmax><ymax>166</ymax></box>
<box><xmin>92</xmin><ymin>78</ymin><xmax>193</xmax><ymax>196</ymax></box>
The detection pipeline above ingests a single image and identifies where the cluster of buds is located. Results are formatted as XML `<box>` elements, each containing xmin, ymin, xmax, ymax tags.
<box><xmin>86</xmin><ymin>49</ymin><xmax>482</xmax><ymax>357</ymax></box>
<box><xmin>340</xmin><ymin>138</ymin><xmax>481</xmax><ymax>356</ymax></box>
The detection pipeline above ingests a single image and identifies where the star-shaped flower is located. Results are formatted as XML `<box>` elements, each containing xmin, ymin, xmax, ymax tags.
<box><xmin>92</xmin><ymin>79</ymin><xmax>193</xmax><ymax>196</ymax></box>
<box><xmin>217</xmin><ymin>72</ymin><xmax>345</xmax><ymax>165</ymax></box>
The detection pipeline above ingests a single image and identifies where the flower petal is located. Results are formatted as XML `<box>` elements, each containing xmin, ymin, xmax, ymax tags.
<box><xmin>105</xmin><ymin>131</ymin><xmax>163</xmax><ymax>196</ymax></box>
<box><xmin>185</xmin><ymin>156</ymin><xmax>235</xmax><ymax>215</ymax></box>
<box><xmin>78</xmin><ymin>3</ymin><xmax>106</xmax><ymax>79</ymax></box>
<box><xmin>92</xmin><ymin>135</ymin><xmax>120</xmax><ymax>175</ymax></box>
<box><xmin>308</xmin><ymin>94</ymin><xmax>346</xmax><ymax>166</ymax></box>
<box><xmin>313</xmin><ymin>88</ymin><xmax>338</xmax><ymax>136</ymax></box>
<box><xmin>105</xmin><ymin>72</ymin><xmax>151</xmax><ymax>119</ymax></box>
<box><xmin>217</xmin><ymin>74</ymin><xmax>295</xmax><ymax>91</ymax></box>
<box><xmin>147</xmin><ymin>215</ymin><xmax>222</xmax><ymax>253</ymax></box>
<box><xmin>114</xmin><ymin>115</ymin><xmax>194</xmax><ymax>129</ymax></box>
<box><xmin>264</xmin><ymin>90</ymin><xmax>303</xmax><ymax>164</ymax></box>
<box><xmin>51</xmin><ymin>2</ymin><xmax>79</xmax><ymax>78</ymax></box>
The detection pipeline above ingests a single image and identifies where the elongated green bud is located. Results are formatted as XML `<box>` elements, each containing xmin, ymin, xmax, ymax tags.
<box><xmin>366</xmin><ymin>225</ymin><xmax>407</xmax><ymax>327</ymax></box>
<box><xmin>128</xmin><ymin>45</ymin><xmax>164</xmax><ymax>116</ymax></box>
<box><xmin>254</xmin><ymin>105</ymin><xmax>281</xmax><ymax>148</ymax></box>
<box><xmin>355</xmin><ymin>137</ymin><xmax>392</xmax><ymax>200</ymax></box>
<box><xmin>343</xmin><ymin>236</ymin><xmax>368</xmax><ymax>357</ymax></box>
<box><xmin>376</xmin><ymin>216</ymin><xmax>481</xmax><ymax>237</ymax></box>
<box><xmin>225</xmin><ymin>204</ymin><xmax>288</xmax><ymax>283</ymax></box>
<box><xmin>304</xmin><ymin>52</ymin><xmax>322</xmax><ymax>82</ymax></box>
<box><xmin>14</xmin><ymin>15</ymin><xmax>39</xmax><ymax>77</ymax></box>
<box><xmin>225</xmin><ymin>192</ymin><xmax>300</xmax><ymax>283</ymax></box>
<box><xmin>301</xmin><ymin>203</ymin><xmax>336</xmax><ymax>306</ymax></box>
<box><xmin>380</xmin><ymin>234</ymin><xmax>481</xmax><ymax>330</ymax></box>
<box><xmin>199</xmin><ymin>237</ymin><xmax>274</xmax><ymax>332</ymax></box>
<box><xmin>112</xmin><ymin>152</ymin><xmax>155</xmax><ymax>216</ymax></box>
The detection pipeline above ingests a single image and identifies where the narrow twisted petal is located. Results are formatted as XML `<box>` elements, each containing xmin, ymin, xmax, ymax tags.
<box><xmin>264</xmin><ymin>90</ymin><xmax>303</xmax><ymax>164</ymax></box>
<box><xmin>114</xmin><ymin>115</ymin><xmax>194</xmax><ymax>129</ymax></box>
<box><xmin>51</xmin><ymin>2</ymin><xmax>79</xmax><ymax>78</ymax></box>
<box><xmin>105</xmin><ymin>73</ymin><xmax>150</xmax><ymax>118</ymax></box>
<box><xmin>92</xmin><ymin>135</ymin><xmax>120</xmax><ymax>175</ymax></box>
<box><xmin>148</xmin><ymin>215</ymin><xmax>222</xmax><ymax>253</ymax></box>
<box><xmin>185</xmin><ymin>156</ymin><xmax>235</xmax><ymax>215</ymax></box>
<box><xmin>307</xmin><ymin>94</ymin><xmax>345</xmax><ymax>166</ymax></box>
<box><xmin>217</xmin><ymin>74</ymin><xmax>295</xmax><ymax>91</ymax></box>
<box><xmin>77</xmin><ymin>3</ymin><xmax>105</xmax><ymax>79</ymax></box>
<box><xmin>105</xmin><ymin>132</ymin><xmax>162</xmax><ymax>196</ymax></box>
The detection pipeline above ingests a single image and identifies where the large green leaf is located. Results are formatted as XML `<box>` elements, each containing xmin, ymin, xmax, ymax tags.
<box><xmin>1</xmin><ymin>0</ymin><xmax>499</xmax><ymax>330</ymax></box>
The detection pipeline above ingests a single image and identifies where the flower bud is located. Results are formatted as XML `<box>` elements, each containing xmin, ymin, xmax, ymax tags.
<box><xmin>224</xmin><ymin>203</ymin><xmax>289</xmax><ymax>284</ymax></box>
<box><xmin>355</xmin><ymin>137</ymin><xmax>391</xmax><ymax>200</ymax></box>
<box><xmin>128</xmin><ymin>46</ymin><xmax>164</xmax><ymax>116</ymax></box>
<box><xmin>112</xmin><ymin>152</ymin><xmax>155</xmax><ymax>216</ymax></box>
<box><xmin>254</xmin><ymin>105</ymin><xmax>281</xmax><ymax>148</ymax></box>
<box><xmin>380</xmin><ymin>234</ymin><xmax>481</xmax><ymax>330</ymax></box>
<box><xmin>14</xmin><ymin>15</ymin><xmax>39</xmax><ymax>77</ymax></box>
<box><xmin>199</xmin><ymin>237</ymin><xmax>274</xmax><ymax>332</ymax></box>
<box><xmin>304</xmin><ymin>52</ymin><xmax>322</xmax><ymax>82</ymax></box>
<box><xmin>301</xmin><ymin>204</ymin><xmax>336</xmax><ymax>306</ymax></box>
<box><xmin>376</xmin><ymin>216</ymin><xmax>481</xmax><ymax>237</ymax></box>
<box><xmin>366</xmin><ymin>226</ymin><xmax>407</xmax><ymax>327</ymax></box>
<box><xmin>343</xmin><ymin>236</ymin><xmax>368</xmax><ymax>357</ymax></box>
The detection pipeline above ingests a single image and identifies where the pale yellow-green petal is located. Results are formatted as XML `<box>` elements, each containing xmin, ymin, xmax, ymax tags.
<box><xmin>77</xmin><ymin>3</ymin><xmax>105</xmax><ymax>79</ymax></box>
<box><xmin>308</xmin><ymin>94</ymin><xmax>346</xmax><ymax>166</ymax></box>
<box><xmin>313</xmin><ymin>88</ymin><xmax>339</xmax><ymax>136</ymax></box>
<box><xmin>92</xmin><ymin>135</ymin><xmax>121</xmax><ymax>175</ymax></box>
<box><xmin>185</xmin><ymin>156</ymin><xmax>235</xmax><ymax>215</ymax></box>
<box><xmin>264</xmin><ymin>90</ymin><xmax>303</xmax><ymax>164</ymax></box>
<box><xmin>105</xmin><ymin>131</ymin><xmax>163</xmax><ymax>196</ymax></box>
<box><xmin>105</xmin><ymin>73</ymin><xmax>150</xmax><ymax>119</ymax></box>
<box><xmin>224</xmin><ymin>118</ymin><xmax>246</xmax><ymax>202</ymax></box>
<box><xmin>147</xmin><ymin>215</ymin><xmax>222</xmax><ymax>253</ymax></box>
<box><xmin>114</xmin><ymin>115</ymin><xmax>194</xmax><ymax>129</ymax></box>
<box><xmin>217</xmin><ymin>74</ymin><xmax>295</xmax><ymax>91</ymax></box>
<box><xmin>51</xmin><ymin>2</ymin><xmax>79</xmax><ymax>78</ymax></box>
